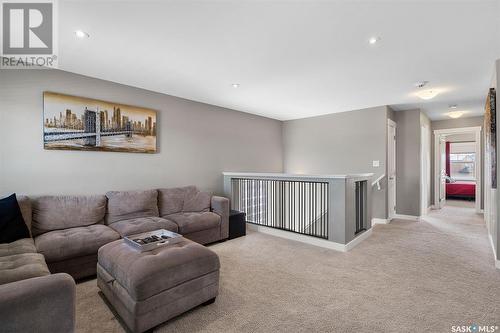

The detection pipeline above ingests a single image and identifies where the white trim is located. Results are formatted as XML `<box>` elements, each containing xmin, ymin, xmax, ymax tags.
<box><xmin>488</xmin><ymin>234</ymin><xmax>500</xmax><ymax>269</ymax></box>
<box><xmin>387</xmin><ymin>119</ymin><xmax>397</xmax><ymax>220</ymax></box>
<box><xmin>489</xmin><ymin>234</ymin><xmax>496</xmax><ymax>259</ymax></box>
<box><xmin>247</xmin><ymin>224</ymin><xmax>372</xmax><ymax>252</ymax></box>
<box><xmin>344</xmin><ymin>229</ymin><xmax>373</xmax><ymax>251</ymax></box>
<box><xmin>420</xmin><ymin>123</ymin><xmax>431</xmax><ymax>216</ymax></box>
<box><xmin>372</xmin><ymin>218</ymin><xmax>390</xmax><ymax>225</ymax></box>
<box><xmin>434</xmin><ymin>134</ymin><xmax>450</xmax><ymax>210</ymax></box>
<box><xmin>433</xmin><ymin>126</ymin><xmax>482</xmax><ymax>135</ymax></box>
<box><xmin>433</xmin><ymin>126</ymin><xmax>482</xmax><ymax>213</ymax></box>
<box><xmin>419</xmin><ymin>206</ymin><xmax>432</xmax><ymax>216</ymax></box>
<box><xmin>222</xmin><ymin>172</ymin><xmax>374</xmax><ymax>179</ymax></box>
<box><xmin>393</xmin><ymin>214</ymin><xmax>420</xmax><ymax>221</ymax></box>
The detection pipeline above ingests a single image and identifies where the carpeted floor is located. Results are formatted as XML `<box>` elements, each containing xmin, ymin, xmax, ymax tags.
<box><xmin>76</xmin><ymin>205</ymin><xmax>500</xmax><ymax>333</ymax></box>
<box><xmin>446</xmin><ymin>199</ymin><xmax>475</xmax><ymax>209</ymax></box>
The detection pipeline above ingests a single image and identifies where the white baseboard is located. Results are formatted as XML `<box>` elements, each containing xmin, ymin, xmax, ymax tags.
<box><xmin>393</xmin><ymin>213</ymin><xmax>420</xmax><ymax>221</ymax></box>
<box><xmin>372</xmin><ymin>218</ymin><xmax>390</xmax><ymax>225</ymax></box>
<box><xmin>344</xmin><ymin>228</ymin><xmax>373</xmax><ymax>251</ymax></box>
<box><xmin>419</xmin><ymin>206</ymin><xmax>431</xmax><ymax>217</ymax></box>
<box><xmin>247</xmin><ymin>224</ymin><xmax>372</xmax><ymax>252</ymax></box>
<box><xmin>488</xmin><ymin>234</ymin><xmax>500</xmax><ymax>270</ymax></box>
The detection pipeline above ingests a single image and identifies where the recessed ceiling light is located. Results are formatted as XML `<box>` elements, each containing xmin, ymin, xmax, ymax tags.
<box><xmin>231</xmin><ymin>83</ymin><xmax>240</xmax><ymax>88</ymax></box>
<box><xmin>368</xmin><ymin>36</ymin><xmax>381</xmax><ymax>45</ymax></box>
<box><xmin>414</xmin><ymin>81</ymin><xmax>429</xmax><ymax>88</ymax></box>
<box><xmin>447</xmin><ymin>111</ymin><xmax>465</xmax><ymax>119</ymax></box>
<box><xmin>416</xmin><ymin>89</ymin><xmax>439</xmax><ymax>100</ymax></box>
<box><xmin>449</xmin><ymin>104</ymin><xmax>458</xmax><ymax>109</ymax></box>
<box><xmin>75</xmin><ymin>30</ymin><xmax>90</xmax><ymax>39</ymax></box>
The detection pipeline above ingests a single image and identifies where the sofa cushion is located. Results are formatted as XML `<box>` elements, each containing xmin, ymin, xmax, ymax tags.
<box><xmin>35</xmin><ymin>224</ymin><xmax>120</xmax><ymax>263</ymax></box>
<box><xmin>0</xmin><ymin>238</ymin><xmax>37</xmax><ymax>258</ymax></box>
<box><xmin>0</xmin><ymin>194</ymin><xmax>31</xmax><ymax>244</ymax></box>
<box><xmin>158</xmin><ymin>186</ymin><xmax>196</xmax><ymax>216</ymax></box>
<box><xmin>31</xmin><ymin>195</ymin><xmax>107</xmax><ymax>236</ymax></box>
<box><xmin>0</xmin><ymin>253</ymin><xmax>50</xmax><ymax>285</ymax></box>
<box><xmin>158</xmin><ymin>186</ymin><xmax>211</xmax><ymax>215</ymax></box>
<box><xmin>98</xmin><ymin>238</ymin><xmax>220</xmax><ymax>301</ymax></box>
<box><xmin>183</xmin><ymin>191</ymin><xmax>211</xmax><ymax>213</ymax></box>
<box><xmin>106</xmin><ymin>190</ymin><xmax>159</xmax><ymax>225</ymax></box>
<box><xmin>17</xmin><ymin>196</ymin><xmax>32</xmax><ymax>236</ymax></box>
<box><xmin>166</xmin><ymin>212</ymin><xmax>220</xmax><ymax>235</ymax></box>
<box><xmin>109</xmin><ymin>217</ymin><xmax>178</xmax><ymax>237</ymax></box>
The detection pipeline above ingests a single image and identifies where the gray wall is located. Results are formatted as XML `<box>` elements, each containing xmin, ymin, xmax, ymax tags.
<box><xmin>393</xmin><ymin>109</ymin><xmax>422</xmax><ymax>216</ymax></box>
<box><xmin>446</xmin><ymin>133</ymin><xmax>475</xmax><ymax>142</ymax></box>
<box><xmin>430</xmin><ymin>116</ymin><xmax>485</xmax><ymax>208</ymax></box>
<box><xmin>282</xmin><ymin>106</ymin><xmax>389</xmax><ymax>219</ymax></box>
<box><xmin>0</xmin><ymin>70</ymin><xmax>283</xmax><ymax>197</ymax></box>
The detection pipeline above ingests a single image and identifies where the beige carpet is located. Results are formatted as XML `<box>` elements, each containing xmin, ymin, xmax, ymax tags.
<box><xmin>76</xmin><ymin>206</ymin><xmax>500</xmax><ymax>333</ymax></box>
<box><xmin>446</xmin><ymin>199</ymin><xmax>475</xmax><ymax>209</ymax></box>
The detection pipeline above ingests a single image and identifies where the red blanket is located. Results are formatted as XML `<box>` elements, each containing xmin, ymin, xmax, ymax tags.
<box><xmin>446</xmin><ymin>182</ymin><xmax>475</xmax><ymax>197</ymax></box>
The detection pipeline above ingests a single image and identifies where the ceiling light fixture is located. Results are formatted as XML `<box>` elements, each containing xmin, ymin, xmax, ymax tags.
<box><xmin>231</xmin><ymin>83</ymin><xmax>240</xmax><ymax>88</ymax></box>
<box><xmin>368</xmin><ymin>36</ymin><xmax>381</xmax><ymax>45</ymax></box>
<box><xmin>414</xmin><ymin>81</ymin><xmax>429</xmax><ymax>89</ymax></box>
<box><xmin>416</xmin><ymin>89</ymin><xmax>439</xmax><ymax>100</ymax></box>
<box><xmin>75</xmin><ymin>30</ymin><xmax>90</xmax><ymax>39</ymax></box>
<box><xmin>449</xmin><ymin>104</ymin><xmax>458</xmax><ymax>109</ymax></box>
<box><xmin>447</xmin><ymin>111</ymin><xmax>465</xmax><ymax>119</ymax></box>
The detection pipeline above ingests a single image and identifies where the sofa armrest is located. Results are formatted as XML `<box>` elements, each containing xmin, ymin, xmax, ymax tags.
<box><xmin>211</xmin><ymin>196</ymin><xmax>229</xmax><ymax>240</ymax></box>
<box><xmin>0</xmin><ymin>273</ymin><xmax>76</xmax><ymax>333</ymax></box>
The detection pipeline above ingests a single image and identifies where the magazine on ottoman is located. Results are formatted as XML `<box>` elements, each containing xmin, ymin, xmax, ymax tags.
<box><xmin>124</xmin><ymin>229</ymin><xmax>183</xmax><ymax>252</ymax></box>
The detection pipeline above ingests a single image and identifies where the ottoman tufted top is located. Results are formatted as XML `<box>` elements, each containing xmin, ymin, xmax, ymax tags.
<box><xmin>98</xmin><ymin>238</ymin><xmax>220</xmax><ymax>301</ymax></box>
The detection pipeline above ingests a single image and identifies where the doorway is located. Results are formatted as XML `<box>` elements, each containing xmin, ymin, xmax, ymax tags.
<box><xmin>433</xmin><ymin>126</ymin><xmax>482</xmax><ymax>213</ymax></box>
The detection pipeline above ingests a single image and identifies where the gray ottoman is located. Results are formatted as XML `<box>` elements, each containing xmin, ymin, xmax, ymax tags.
<box><xmin>97</xmin><ymin>238</ymin><xmax>220</xmax><ymax>333</ymax></box>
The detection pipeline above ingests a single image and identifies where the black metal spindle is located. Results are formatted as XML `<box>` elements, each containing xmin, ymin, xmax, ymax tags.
<box><xmin>230</xmin><ymin>178</ymin><xmax>328</xmax><ymax>239</ymax></box>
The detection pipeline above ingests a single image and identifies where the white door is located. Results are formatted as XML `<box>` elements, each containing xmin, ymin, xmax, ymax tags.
<box><xmin>388</xmin><ymin>120</ymin><xmax>397</xmax><ymax>219</ymax></box>
<box><xmin>439</xmin><ymin>136</ymin><xmax>447</xmax><ymax>208</ymax></box>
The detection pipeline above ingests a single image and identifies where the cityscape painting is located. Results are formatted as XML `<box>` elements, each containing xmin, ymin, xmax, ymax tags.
<box><xmin>43</xmin><ymin>92</ymin><xmax>157</xmax><ymax>153</ymax></box>
<box><xmin>485</xmin><ymin>88</ymin><xmax>496</xmax><ymax>188</ymax></box>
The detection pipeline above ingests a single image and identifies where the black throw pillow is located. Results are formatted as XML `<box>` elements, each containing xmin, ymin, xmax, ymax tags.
<box><xmin>0</xmin><ymin>194</ymin><xmax>30</xmax><ymax>244</ymax></box>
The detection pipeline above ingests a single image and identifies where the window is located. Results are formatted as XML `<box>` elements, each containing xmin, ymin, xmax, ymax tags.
<box><xmin>449</xmin><ymin>152</ymin><xmax>475</xmax><ymax>180</ymax></box>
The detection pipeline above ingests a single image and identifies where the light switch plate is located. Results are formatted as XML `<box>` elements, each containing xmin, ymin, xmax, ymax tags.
<box><xmin>372</xmin><ymin>160</ymin><xmax>380</xmax><ymax>167</ymax></box>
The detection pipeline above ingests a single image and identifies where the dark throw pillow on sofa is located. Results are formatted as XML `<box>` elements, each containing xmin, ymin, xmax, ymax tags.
<box><xmin>0</xmin><ymin>194</ymin><xmax>30</xmax><ymax>244</ymax></box>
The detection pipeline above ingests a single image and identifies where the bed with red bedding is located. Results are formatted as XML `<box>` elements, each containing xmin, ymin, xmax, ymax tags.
<box><xmin>446</xmin><ymin>181</ymin><xmax>476</xmax><ymax>200</ymax></box>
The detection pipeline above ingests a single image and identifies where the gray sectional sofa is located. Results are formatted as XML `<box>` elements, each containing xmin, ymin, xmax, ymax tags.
<box><xmin>0</xmin><ymin>186</ymin><xmax>229</xmax><ymax>333</ymax></box>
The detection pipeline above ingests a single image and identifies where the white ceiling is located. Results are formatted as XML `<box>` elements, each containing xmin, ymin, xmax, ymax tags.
<box><xmin>58</xmin><ymin>0</ymin><xmax>500</xmax><ymax>121</ymax></box>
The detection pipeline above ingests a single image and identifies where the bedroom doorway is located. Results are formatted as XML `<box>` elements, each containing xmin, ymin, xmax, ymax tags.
<box><xmin>433</xmin><ymin>126</ymin><xmax>482</xmax><ymax>213</ymax></box>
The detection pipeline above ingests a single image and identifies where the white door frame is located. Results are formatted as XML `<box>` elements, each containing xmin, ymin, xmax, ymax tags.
<box><xmin>420</xmin><ymin>124</ymin><xmax>430</xmax><ymax>216</ymax></box>
<box><xmin>387</xmin><ymin>119</ymin><xmax>397</xmax><ymax>219</ymax></box>
<box><xmin>433</xmin><ymin>126</ymin><xmax>482</xmax><ymax>213</ymax></box>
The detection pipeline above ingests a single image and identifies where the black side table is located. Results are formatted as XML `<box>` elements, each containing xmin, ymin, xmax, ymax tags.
<box><xmin>229</xmin><ymin>210</ymin><xmax>246</xmax><ymax>239</ymax></box>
